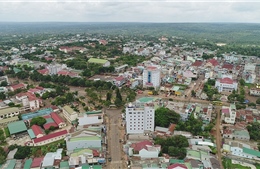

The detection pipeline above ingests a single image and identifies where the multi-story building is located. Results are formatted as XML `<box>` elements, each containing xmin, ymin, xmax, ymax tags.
<box><xmin>143</xmin><ymin>66</ymin><xmax>161</xmax><ymax>89</ymax></box>
<box><xmin>16</xmin><ymin>92</ymin><xmax>43</xmax><ymax>111</ymax></box>
<box><xmin>249</xmin><ymin>88</ymin><xmax>260</xmax><ymax>96</ymax></box>
<box><xmin>125</xmin><ymin>103</ymin><xmax>155</xmax><ymax>134</ymax></box>
<box><xmin>221</xmin><ymin>104</ymin><xmax>236</xmax><ymax>124</ymax></box>
<box><xmin>62</xmin><ymin>106</ymin><xmax>78</xmax><ymax>123</ymax></box>
<box><xmin>215</xmin><ymin>77</ymin><xmax>238</xmax><ymax>92</ymax></box>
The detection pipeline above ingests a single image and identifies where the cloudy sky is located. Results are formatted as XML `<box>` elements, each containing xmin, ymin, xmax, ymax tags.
<box><xmin>0</xmin><ymin>0</ymin><xmax>259</xmax><ymax>23</ymax></box>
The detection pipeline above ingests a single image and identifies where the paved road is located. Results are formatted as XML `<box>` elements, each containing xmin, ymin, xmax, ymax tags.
<box><xmin>105</xmin><ymin>108</ymin><xmax>126</xmax><ymax>169</ymax></box>
<box><xmin>215</xmin><ymin>106</ymin><xmax>224</xmax><ymax>169</ymax></box>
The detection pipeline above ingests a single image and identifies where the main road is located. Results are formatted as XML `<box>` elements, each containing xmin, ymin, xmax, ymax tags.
<box><xmin>105</xmin><ymin>108</ymin><xmax>126</xmax><ymax>169</ymax></box>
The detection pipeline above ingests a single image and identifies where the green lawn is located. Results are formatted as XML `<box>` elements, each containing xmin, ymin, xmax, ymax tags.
<box><xmin>222</xmin><ymin>158</ymin><xmax>251</xmax><ymax>169</ymax></box>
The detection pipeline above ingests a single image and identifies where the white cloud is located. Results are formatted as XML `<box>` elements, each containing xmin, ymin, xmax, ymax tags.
<box><xmin>0</xmin><ymin>1</ymin><xmax>259</xmax><ymax>22</ymax></box>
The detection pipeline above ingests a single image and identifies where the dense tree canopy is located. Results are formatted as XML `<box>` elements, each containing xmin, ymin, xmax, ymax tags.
<box><xmin>30</xmin><ymin>117</ymin><xmax>47</xmax><ymax>127</ymax></box>
<box><xmin>154</xmin><ymin>135</ymin><xmax>189</xmax><ymax>159</ymax></box>
<box><xmin>247</xmin><ymin>122</ymin><xmax>260</xmax><ymax>141</ymax></box>
<box><xmin>155</xmin><ymin>107</ymin><xmax>181</xmax><ymax>127</ymax></box>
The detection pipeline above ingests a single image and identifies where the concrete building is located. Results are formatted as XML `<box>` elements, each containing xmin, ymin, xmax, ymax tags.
<box><xmin>0</xmin><ymin>107</ymin><xmax>20</xmax><ymax>120</ymax></box>
<box><xmin>215</xmin><ymin>77</ymin><xmax>238</xmax><ymax>92</ymax></box>
<box><xmin>33</xmin><ymin>130</ymin><xmax>68</xmax><ymax>146</ymax></box>
<box><xmin>62</xmin><ymin>106</ymin><xmax>78</xmax><ymax>123</ymax></box>
<box><xmin>125</xmin><ymin>102</ymin><xmax>155</xmax><ymax>134</ymax></box>
<box><xmin>221</xmin><ymin>104</ymin><xmax>236</xmax><ymax>124</ymax></box>
<box><xmin>249</xmin><ymin>88</ymin><xmax>260</xmax><ymax>96</ymax></box>
<box><xmin>143</xmin><ymin>66</ymin><xmax>161</xmax><ymax>89</ymax></box>
<box><xmin>66</xmin><ymin>131</ymin><xmax>102</xmax><ymax>151</ymax></box>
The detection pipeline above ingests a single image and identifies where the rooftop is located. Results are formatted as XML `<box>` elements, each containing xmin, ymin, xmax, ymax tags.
<box><xmin>137</xmin><ymin>97</ymin><xmax>154</xmax><ymax>103</ymax></box>
<box><xmin>23</xmin><ymin>159</ymin><xmax>32</xmax><ymax>169</ymax></box>
<box><xmin>70</xmin><ymin>136</ymin><xmax>101</xmax><ymax>142</ymax></box>
<box><xmin>33</xmin><ymin>130</ymin><xmax>67</xmax><ymax>144</ymax></box>
<box><xmin>7</xmin><ymin>121</ymin><xmax>27</xmax><ymax>135</ymax></box>
<box><xmin>63</xmin><ymin>106</ymin><xmax>76</xmax><ymax>115</ymax></box>
<box><xmin>243</xmin><ymin>147</ymin><xmax>260</xmax><ymax>157</ymax></box>
<box><xmin>0</xmin><ymin>107</ymin><xmax>19</xmax><ymax>116</ymax></box>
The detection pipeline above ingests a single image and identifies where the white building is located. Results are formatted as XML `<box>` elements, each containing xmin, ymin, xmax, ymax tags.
<box><xmin>125</xmin><ymin>103</ymin><xmax>155</xmax><ymax>134</ymax></box>
<box><xmin>249</xmin><ymin>88</ymin><xmax>260</xmax><ymax>96</ymax></box>
<box><xmin>143</xmin><ymin>66</ymin><xmax>161</xmax><ymax>89</ymax></box>
<box><xmin>62</xmin><ymin>106</ymin><xmax>78</xmax><ymax>123</ymax></box>
<box><xmin>221</xmin><ymin>104</ymin><xmax>236</xmax><ymax>124</ymax></box>
<box><xmin>215</xmin><ymin>77</ymin><xmax>238</xmax><ymax>92</ymax></box>
<box><xmin>47</xmin><ymin>64</ymin><xmax>65</xmax><ymax>75</ymax></box>
<box><xmin>230</xmin><ymin>142</ymin><xmax>260</xmax><ymax>160</ymax></box>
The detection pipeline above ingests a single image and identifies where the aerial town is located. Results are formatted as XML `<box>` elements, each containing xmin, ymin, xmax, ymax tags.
<box><xmin>0</xmin><ymin>32</ymin><xmax>260</xmax><ymax>169</ymax></box>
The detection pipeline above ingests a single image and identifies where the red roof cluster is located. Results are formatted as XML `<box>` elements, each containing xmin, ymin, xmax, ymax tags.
<box><xmin>222</xmin><ymin>64</ymin><xmax>234</xmax><ymax>70</ymax></box>
<box><xmin>10</xmin><ymin>83</ymin><xmax>26</xmax><ymax>91</ymax></box>
<box><xmin>37</xmin><ymin>69</ymin><xmax>49</xmax><ymax>75</ymax></box>
<box><xmin>191</xmin><ymin>60</ymin><xmax>203</xmax><ymax>67</ymax></box>
<box><xmin>114</xmin><ymin>76</ymin><xmax>124</xmax><ymax>81</ymax></box>
<box><xmin>16</xmin><ymin>92</ymin><xmax>42</xmax><ymax>102</ymax></box>
<box><xmin>57</xmin><ymin>70</ymin><xmax>78</xmax><ymax>77</ymax></box>
<box><xmin>31</xmin><ymin>125</ymin><xmax>44</xmax><ymax>137</ymax></box>
<box><xmin>43</xmin><ymin>122</ymin><xmax>58</xmax><ymax>130</ymax></box>
<box><xmin>207</xmin><ymin>59</ymin><xmax>218</xmax><ymax>66</ymax></box>
<box><xmin>50</xmin><ymin>112</ymin><xmax>64</xmax><ymax>125</ymax></box>
<box><xmin>219</xmin><ymin>77</ymin><xmax>234</xmax><ymax>84</ymax></box>
<box><xmin>33</xmin><ymin>130</ymin><xmax>68</xmax><ymax>144</ymax></box>
<box><xmin>131</xmin><ymin>140</ymin><xmax>153</xmax><ymax>151</ymax></box>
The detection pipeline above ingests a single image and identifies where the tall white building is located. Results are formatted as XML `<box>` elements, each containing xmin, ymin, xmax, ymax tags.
<box><xmin>143</xmin><ymin>66</ymin><xmax>161</xmax><ymax>89</ymax></box>
<box><xmin>126</xmin><ymin>103</ymin><xmax>155</xmax><ymax>134</ymax></box>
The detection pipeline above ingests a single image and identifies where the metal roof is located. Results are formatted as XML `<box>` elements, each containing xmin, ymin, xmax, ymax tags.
<box><xmin>7</xmin><ymin>121</ymin><xmax>27</xmax><ymax>135</ymax></box>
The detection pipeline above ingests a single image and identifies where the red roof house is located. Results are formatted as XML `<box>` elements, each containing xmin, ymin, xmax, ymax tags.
<box><xmin>37</xmin><ymin>69</ymin><xmax>49</xmax><ymax>75</ymax></box>
<box><xmin>131</xmin><ymin>140</ymin><xmax>153</xmax><ymax>152</ymax></box>
<box><xmin>168</xmin><ymin>163</ymin><xmax>188</xmax><ymax>169</ymax></box>
<box><xmin>31</xmin><ymin>157</ymin><xmax>44</xmax><ymax>168</ymax></box>
<box><xmin>43</xmin><ymin>122</ymin><xmax>58</xmax><ymax>130</ymax></box>
<box><xmin>222</xmin><ymin>64</ymin><xmax>234</xmax><ymax>70</ymax></box>
<box><xmin>191</xmin><ymin>60</ymin><xmax>203</xmax><ymax>67</ymax></box>
<box><xmin>33</xmin><ymin>130</ymin><xmax>68</xmax><ymax>146</ymax></box>
<box><xmin>219</xmin><ymin>77</ymin><xmax>234</xmax><ymax>84</ymax></box>
<box><xmin>50</xmin><ymin>112</ymin><xmax>66</xmax><ymax>128</ymax></box>
<box><xmin>9</xmin><ymin>83</ymin><xmax>26</xmax><ymax>91</ymax></box>
<box><xmin>207</xmin><ymin>59</ymin><xmax>218</xmax><ymax>67</ymax></box>
<box><xmin>31</xmin><ymin>125</ymin><xmax>45</xmax><ymax>138</ymax></box>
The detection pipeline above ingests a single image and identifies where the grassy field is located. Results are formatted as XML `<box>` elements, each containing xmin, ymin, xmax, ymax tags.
<box><xmin>222</xmin><ymin>158</ymin><xmax>251</xmax><ymax>169</ymax></box>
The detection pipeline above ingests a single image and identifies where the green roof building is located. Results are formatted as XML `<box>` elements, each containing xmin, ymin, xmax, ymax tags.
<box><xmin>23</xmin><ymin>159</ymin><xmax>32</xmax><ymax>169</ymax></box>
<box><xmin>88</xmin><ymin>58</ymin><xmax>110</xmax><ymax>67</ymax></box>
<box><xmin>7</xmin><ymin>121</ymin><xmax>27</xmax><ymax>135</ymax></box>
<box><xmin>243</xmin><ymin>147</ymin><xmax>260</xmax><ymax>157</ymax></box>
<box><xmin>27</xmin><ymin>129</ymin><xmax>36</xmax><ymax>139</ymax></box>
<box><xmin>60</xmin><ymin>161</ymin><xmax>69</xmax><ymax>169</ymax></box>
<box><xmin>3</xmin><ymin>159</ymin><xmax>16</xmax><ymax>169</ymax></box>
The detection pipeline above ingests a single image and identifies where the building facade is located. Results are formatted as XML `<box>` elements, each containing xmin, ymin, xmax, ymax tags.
<box><xmin>143</xmin><ymin>66</ymin><xmax>161</xmax><ymax>89</ymax></box>
<box><xmin>215</xmin><ymin>77</ymin><xmax>238</xmax><ymax>92</ymax></box>
<box><xmin>125</xmin><ymin>103</ymin><xmax>155</xmax><ymax>134</ymax></box>
<box><xmin>62</xmin><ymin>106</ymin><xmax>78</xmax><ymax>123</ymax></box>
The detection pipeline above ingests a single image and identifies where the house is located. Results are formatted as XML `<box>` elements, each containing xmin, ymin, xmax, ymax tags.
<box><xmin>205</xmin><ymin>59</ymin><xmax>218</xmax><ymax>67</ymax></box>
<box><xmin>129</xmin><ymin>140</ymin><xmax>160</xmax><ymax>159</ymax></box>
<box><xmin>113</xmin><ymin>76</ymin><xmax>126</xmax><ymax>87</ymax></box>
<box><xmin>88</xmin><ymin>58</ymin><xmax>110</xmax><ymax>67</ymax></box>
<box><xmin>9</xmin><ymin>83</ymin><xmax>26</xmax><ymax>91</ymax></box>
<box><xmin>50</xmin><ymin>112</ymin><xmax>66</xmax><ymax>128</ymax></box>
<box><xmin>168</xmin><ymin>163</ymin><xmax>188</xmax><ymax>169</ymax></box>
<box><xmin>31</xmin><ymin>125</ymin><xmax>45</xmax><ymax>138</ymax></box>
<box><xmin>37</xmin><ymin>68</ymin><xmax>49</xmax><ymax>75</ymax></box>
<box><xmin>30</xmin><ymin>157</ymin><xmax>44</xmax><ymax>169</ymax></box>
<box><xmin>232</xmin><ymin>130</ymin><xmax>250</xmax><ymax>141</ymax></box>
<box><xmin>41</xmin><ymin>149</ymin><xmax>62</xmax><ymax>169</ymax></box>
<box><xmin>33</xmin><ymin>130</ymin><xmax>68</xmax><ymax>146</ymax></box>
<box><xmin>249</xmin><ymin>88</ymin><xmax>260</xmax><ymax>96</ymax></box>
<box><xmin>23</xmin><ymin>158</ymin><xmax>33</xmax><ymax>169</ymax></box>
<box><xmin>28</xmin><ymin>86</ymin><xmax>45</xmax><ymax>96</ymax></box>
<box><xmin>230</xmin><ymin>142</ymin><xmax>260</xmax><ymax>160</ymax></box>
<box><xmin>99</xmin><ymin>40</ymin><xmax>108</xmax><ymax>45</ymax></box>
<box><xmin>191</xmin><ymin>60</ymin><xmax>203</xmax><ymax>69</ymax></box>
<box><xmin>62</xmin><ymin>106</ymin><xmax>78</xmax><ymax>123</ymax></box>
<box><xmin>66</xmin><ymin>131</ymin><xmax>102</xmax><ymax>151</ymax></box>
<box><xmin>215</xmin><ymin>77</ymin><xmax>238</xmax><ymax>92</ymax></box>
<box><xmin>221</xmin><ymin>105</ymin><xmax>236</xmax><ymax>124</ymax></box>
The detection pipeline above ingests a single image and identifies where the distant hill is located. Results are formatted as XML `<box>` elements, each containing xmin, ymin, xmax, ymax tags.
<box><xmin>0</xmin><ymin>22</ymin><xmax>260</xmax><ymax>44</ymax></box>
